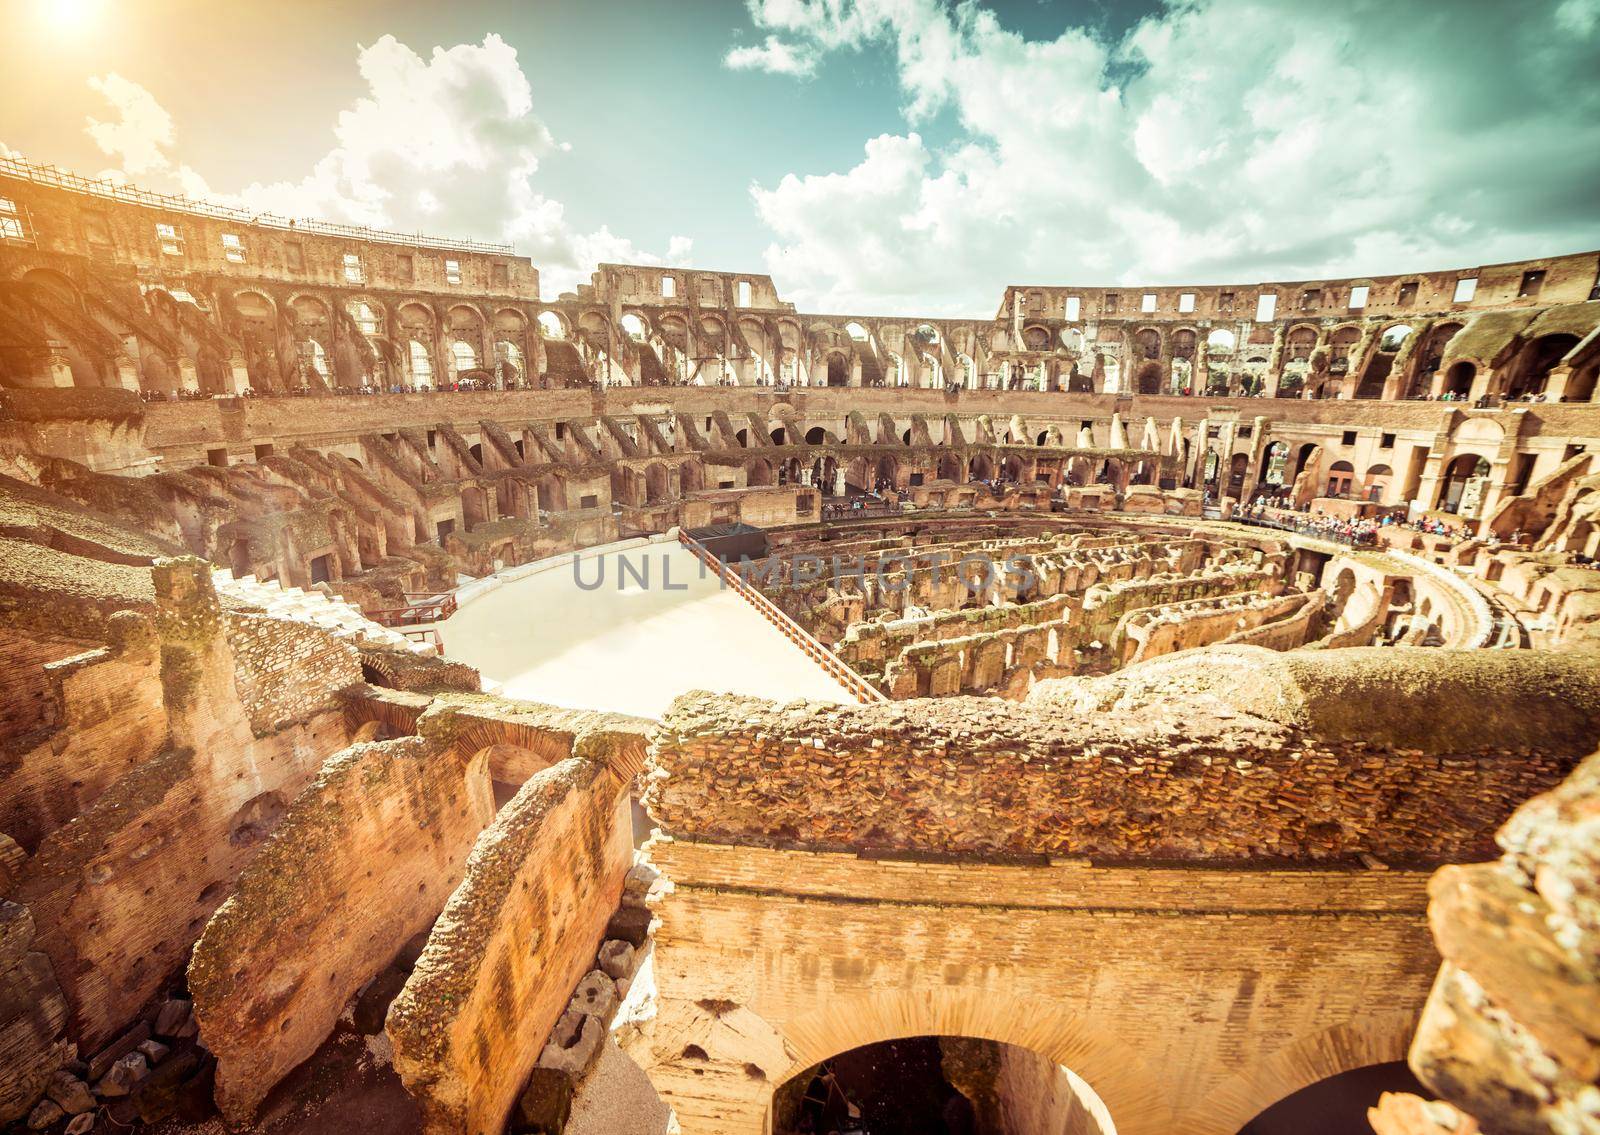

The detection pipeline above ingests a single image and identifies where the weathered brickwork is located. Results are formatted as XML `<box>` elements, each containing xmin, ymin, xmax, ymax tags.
<box><xmin>647</xmin><ymin>647</ymin><xmax>1600</xmax><ymax>864</ymax></box>
<box><xmin>224</xmin><ymin>611</ymin><xmax>362</xmax><ymax>734</ymax></box>
<box><xmin>388</xmin><ymin>755</ymin><xmax>633</xmax><ymax>1135</ymax></box>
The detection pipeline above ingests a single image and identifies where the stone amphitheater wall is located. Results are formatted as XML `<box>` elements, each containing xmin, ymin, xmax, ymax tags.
<box><xmin>646</xmin><ymin>649</ymin><xmax>1600</xmax><ymax>864</ymax></box>
<box><xmin>388</xmin><ymin>755</ymin><xmax>633</xmax><ymax>1135</ymax></box>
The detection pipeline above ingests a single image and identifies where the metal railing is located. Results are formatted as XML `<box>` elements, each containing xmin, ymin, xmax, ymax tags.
<box><xmin>1231</xmin><ymin>511</ymin><xmax>1378</xmax><ymax>548</ymax></box>
<box><xmin>367</xmin><ymin>592</ymin><xmax>458</xmax><ymax>627</ymax></box>
<box><xmin>677</xmin><ymin>530</ymin><xmax>887</xmax><ymax>704</ymax></box>
<box><xmin>399</xmin><ymin>627</ymin><xmax>444</xmax><ymax>654</ymax></box>
<box><xmin>0</xmin><ymin>155</ymin><xmax>515</xmax><ymax>255</ymax></box>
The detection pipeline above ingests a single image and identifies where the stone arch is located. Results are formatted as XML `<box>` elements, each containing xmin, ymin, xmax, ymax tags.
<box><xmin>1505</xmin><ymin>332</ymin><xmax>1580</xmax><ymax>399</ymax></box>
<box><xmin>1193</xmin><ymin>1012</ymin><xmax>1417</xmax><ymax>1135</ymax></box>
<box><xmin>766</xmin><ymin>988</ymin><xmax>1162</xmax><ymax>1134</ymax></box>
<box><xmin>746</xmin><ymin>458</ymin><xmax>774</xmax><ymax>487</ymax></box>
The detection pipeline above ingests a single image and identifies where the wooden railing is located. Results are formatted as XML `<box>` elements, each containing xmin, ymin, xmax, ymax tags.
<box><xmin>677</xmin><ymin>531</ymin><xmax>887</xmax><ymax>705</ymax></box>
<box><xmin>399</xmin><ymin>627</ymin><xmax>444</xmax><ymax>654</ymax></box>
<box><xmin>367</xmin><ymin>593</ymin><xmax>458</xmax><ymax>627</ymax></box>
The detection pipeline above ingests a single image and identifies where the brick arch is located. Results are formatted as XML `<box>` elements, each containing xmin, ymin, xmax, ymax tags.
<box><xmin>1190</xmin><ymin>1011</ymin><xmax>1418</xmax><ymax>1135</ymax></box>
<box><xmin>768</xmin><ymin>987</ymin><xmax>1163</xmax><ymax>1134</ymax></box>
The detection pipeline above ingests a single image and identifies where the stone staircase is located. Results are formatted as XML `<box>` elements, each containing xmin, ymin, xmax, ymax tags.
<box><xmin>211</xmin><ymin>568</ymin><xmax>437</xmax><ymax>655</ymax></box>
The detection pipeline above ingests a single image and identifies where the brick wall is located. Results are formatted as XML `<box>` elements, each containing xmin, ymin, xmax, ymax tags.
<box><xmin>224</xmin><ymin>612</ymin><xmax>362</xmax><ymax>734</ymax></box>
<box><xmin>646</xmin><ymin>648</ymin><xmax>1600</xmax><ymax>864</ymax></box>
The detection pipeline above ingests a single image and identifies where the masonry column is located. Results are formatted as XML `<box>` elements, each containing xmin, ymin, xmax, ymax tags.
<box><xmin>1263</xmin><ymin>325</ymin><xmax>1287</xmax><ymax>399</ymax></box>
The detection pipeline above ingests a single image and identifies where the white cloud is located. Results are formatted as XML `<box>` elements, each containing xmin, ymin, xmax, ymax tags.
<box><xmin>85</xmin><ymin>73</ymin><xmax>176</xmax><ymax>175</ymax></box>
<box><xmin>735</xmin><ymin>0</ymin><xmax>1600</xmax><ymax>313</ymax></box>
<box><xmin>725</xmin><ymin>35</ymin><xmax>820</xmax><ymax>77</ymax></box>
<box><xmin>81</xmin><ymin>36</ymin><xmax>689</xmax><ymax>297</ymax></box>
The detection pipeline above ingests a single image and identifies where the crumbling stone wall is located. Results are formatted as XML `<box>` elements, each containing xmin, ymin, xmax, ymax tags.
<box><xmin>224</xmin><ymin>611</ymin><xmax>362</xmax><ymax>735</ymax></box>
<box><xmin>1395</xmin><ymin>746</ymin><xmax>1600</xmax><ymax>1135</ymax></box>
<box><xmin>647</xmin><ymin>647</ymin><xmax>1600</xmax><ymax>863</ymax></box>
<box><xmin>11</xmin><ymin>559</ymin><xmax>353</xmax><ymax>1062</ymax></box>
<box><xmin>0</xmin><ymin>900</ymin><xmax>71</xmax><ymax>1123</ymax></box>
<box><xmin>187</xmin><ymin>732</ymin><xmax>496</xmax><ymax>1122</ymax></box>
<box><xmin>0</xmin><ymin>614</ymin><xmax>166</xmax><ymax>853</ymax></box>
<box><xmin>388</xmin><ymin>753</ymin><xmax>634</xmax><ymax>1135</ymax></box>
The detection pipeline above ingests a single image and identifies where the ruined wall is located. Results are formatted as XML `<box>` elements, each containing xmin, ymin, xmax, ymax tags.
<box><xmin>640</xmin><ymin>838</ymin><xmax>1435</xmax><ymax>1135</ymax></box>
<box><xmin>388</xmin><ymin>754</ymin><xmax>633</xmax><ymax>1135</ymax></box>
<box><xmin>187</xmin><ymin>732</ymin><xmax>495</xmax><ymax>1122</ymax></box>
<box><xmin>224</xmin><ymin>611</ymin><xmax>363</xmax><ymax>734</ymax></box>
<box><xmin>0</xmin><ymin>615</ymin><xmax>166</xmax><ymax>853</ymax></box>
<box><xmin>0</xmin><ymin>900</ymin><xmax>71</xmax><ymax>1123</ymax></box>
<box><xmin>648</xmin><ymin>646</ymin><xmax>1600</xmax><ymax>863</ymax></box>
<box><xmin>10</xmin><ymin>560</ymin><xmax>353</xmax><ymax>1058</ymax></box>
<box><xmin>1400</xmin><ymin>746</ymin><xmax>1600</xmax><ymax>1135</ymax></box>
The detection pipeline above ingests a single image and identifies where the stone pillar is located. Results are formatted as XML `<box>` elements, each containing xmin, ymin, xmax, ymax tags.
<box><xmin>114</xmin><ymin>354</ymin><xmax>142</xmax><ymax>392</ymax></box>
<box><xmin>1544</xmin><ymin>364</ymin><xmax>1573</xmax><ymax>403</ymax></box>
<box><xmin>1415</xmin><ymin>453</ymin><xmax>1448</xmax><ymax>512</ymax></box>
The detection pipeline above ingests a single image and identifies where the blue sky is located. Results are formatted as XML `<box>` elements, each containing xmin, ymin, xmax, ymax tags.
<box><xmin>3</xmin><ymin>0</ymin><xmax>1598</xmax><ymax>313</ymax></box>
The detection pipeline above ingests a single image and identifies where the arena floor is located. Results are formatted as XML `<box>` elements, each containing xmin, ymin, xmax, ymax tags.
<box><xmin>441</xmin><ymin>542</ymin><xmax>857</xmax><ymax>716</ymax></box>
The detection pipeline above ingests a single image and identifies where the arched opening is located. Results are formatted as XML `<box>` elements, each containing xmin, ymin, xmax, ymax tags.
<box><xmin>1326</xmin><ymin>460</ymin><xmax>1355</xmax><ymax>498</ymax></box>
<box><xmin>1444</xmin><ymin>360</ymin><xmax>1475</xmax><ymax>397</ymax></box>
<box><xmin>408</xmin><ymin>340</ymin><xmax>433</xmax><ymax>386</ymax></box>
<box><xmin>1364</xmin><ymin>464</ymin><xmax>1393</xmax><ymax>503</ymax></box>
<box><xmin>771</xmin><ymin>427</ymin><xmax>787</xmax><ymax>445</ymax></box>
<box><xmin>938</xmin><ymin>453</ymin><xmax>962</xmax><ymax>482</ymax></box>
<box><xmin>747</xmin><ymin>458</ymin><xmax>774</xmax><ymax>487</ymax></box>
<box><xmin>1135</xmin><ymin>362</ymin><xmax>1162</xmax><ymax>395</ymax></box>
<box><xmin>1227</xmin><ymin>453</ymin><xmax>1249</xmax><ymax>499</ymax></box>
<box><xmin>772</xmin><ymin>1036</ymin><xmax>1113</xmax><ymax>1135</ymax></box>
<box><xmin>621</xmin><ymin>313</ymin><xmax>648</xmax><ymax>342</ymax></box>
<box><xmin>644</xmin><ymin>464</ymin><xmax>671</xmax><ymax>504</ymax></box>
<box><xmin>1261</xmin><ymin>442</ymin><xmax>1290</xmax><ymax>489</ymax></box>
<box><xmin>1566</xmin><ymin>363</ymin><xmax>1599</xmax><ymax>402</ymax></box>
<box><xmin>805</xmin><ymin>426</ymin><xmax>828</xmax><ymax>445</ymax></box>
<box><xmin>450</xmin><ymin>339</ymin><xmax>478</xmax><ymax>378</ymax></box>
<box><xmin>875</xmin><ymin>455</ymin><xmax>899</xmax><ymax>492</ymax></box>
<box><xmin>1506</xmin><ymin>333</ymin><xmax>1579</xmax><ymax>400</ymax></box>
<box><xmin>1437</xmin><ymin>453</ymin><xmax>1491</xmax><ymax>515</ymax></box>
<box><xmin>969</xmin><ymin>454</ymin><xmax>995</xmax><ymax>483</ymax></box>
<box><xmin>537</xmin><ymin>310</ymin><xmax>567</xmax><ymax>339</ymax></box>
<box><xmin>1237</xmin><ymin>1062</ymin><xmax>1422</xmax><ymax>1135</ymax></box>
<box><xmin>827</xmin><ymin>353</ymin><xmax>850</xmax><ymax>387</ymax></box>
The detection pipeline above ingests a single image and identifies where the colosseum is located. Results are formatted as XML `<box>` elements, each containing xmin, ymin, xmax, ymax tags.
<box><xmin>1</xmin><ymin>148</ymin><xmax>1598</xmax><ymax>1135</ymax></box>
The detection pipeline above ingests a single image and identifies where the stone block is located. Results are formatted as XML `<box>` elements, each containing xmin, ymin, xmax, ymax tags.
<box><xmin>26</xmin><ymin>1099</ymin><xmax>63</xmax><ymax>1130</ymax></box>
<box><xmin>537</xmin><ymin>1012</ymin><xmax>602</xmax><ymax>1076</ymax></box>
<box><xmin>605</xmin><ymin>906</ymin><xmax>651</xmax><ymax>947</ymax></box>
<box><xmin>94</xmin><ymin>1051</ymin><xmax>148</xmax><ymax>1098</ymax></box>
<box><xmin>46</xmin><ymin>1071</ymin><xmax>95</xmax><ymax>1115</ymax></box>
<box><xmin>88</xmin><ymin>1023</ymin><xmax>149</xmax><ymax>1082</ymax></box>
<box><xmin>570</xmin><ymin>971</ymin><xmax>616</xmax><ymax>1019</ymax></box>
<box><xmin>153</xmin><ymin>999</ymin><xmax>193</xmax><ymax>1040</ymax></box>
<box><xmin>132</xmin><ymin>1049</ymin><xmax>202</xmax><ymax>1125</ymax></box>
<box><xmin>597</xmin><ymin>939</ymin><xmax>635</xmax><ymax>980</ymax></box>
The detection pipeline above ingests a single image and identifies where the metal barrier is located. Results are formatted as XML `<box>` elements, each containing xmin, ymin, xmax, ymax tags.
<box><xmin>399</xmin><ymin>627</ymin><xmax>444</xmax><ymax>655</ymax></box>
<box><xmin>368</xmin><ymin>593</ymin><xmax>458</xmax><ymax>627</ymax></box>
<box><xmin>676</xmin><ymin>531</ymin><xmax>887</xmax><ymax>705</ymax></box>
<box><xmin>0</xmin><ymin>155</ymin><xmax>515</xmax><ymax>255</ymax></box>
